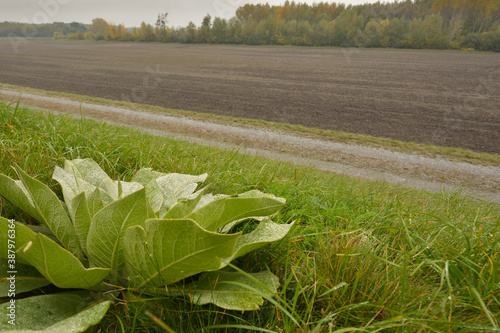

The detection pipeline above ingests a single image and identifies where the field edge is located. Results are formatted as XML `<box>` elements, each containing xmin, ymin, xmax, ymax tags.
<box><xmin>1</xmin><ymin>82</ymin><xmax>499</xmax><ymax>167</ymax></box>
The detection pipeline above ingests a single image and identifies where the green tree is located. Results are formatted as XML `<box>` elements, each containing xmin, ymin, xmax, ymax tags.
<box><xmin>69</xmin><ymin>22</ymin><xmax>86</xmax><ymax>34</ymax></box>
<box><xmin>243</xmin><ymin>20</ymin><xmax>259</xmax><ymax>44</ymax></box>
<box><xmin>255</xmin><ymin>14</ymin><xmax>279</xmax><ymax>44</ymax></box>
<box><xmin>379</xmin><ymin>17</ymin><xmax>409</xmax><ymax>48</ymax></box>
<box><xmin>296</xmin><ymin>20</ymin><xmax>313</xmax><ymax>45</ymax></box>
<box><xmin>184</xmin><ymin>21</ymin><xmax>198</xmax><ymax>43</ymax></box>
<box><xmin>90</xmin><ymin>18</ymin><xmax>108</xmax><ymax>36</ymax></box>
<box><xmin>363</xmin><ymin>18</ymin><xmax>382</xmax><ymax>47</ymax></box>
<box><xmin>199</xmin><ymin>14</ymin><xmax>212</xmax><ymax>43</ymax></box>
<box><xmin>322</xmin><ymin>20</ymin><xmax>336</xmax><ymax>45</ymax></box>
<box><xmin>236</xmin><ymin>4</ymin><xmax>257</xmax><ymax>24</ymax></box>
<box><xmin>212</xmin><ymin>17</ymin><xmax>229</xmax><ymax>43</ymax></box>
<box><xmin>228</xmin><ymin>17</ymin><xmax>244</xmax><ymax>44</ymax></box>
<box><xmin>403</xmin><ymin>14</ymin><xmax>449</xmax><ymax>49</ymax></box>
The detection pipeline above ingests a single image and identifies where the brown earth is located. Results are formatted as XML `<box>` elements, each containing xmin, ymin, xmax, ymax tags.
<box><xmin>0</xmin><ymin>39</ymin><xmax>499</xmax><ymax>154</ymax></box>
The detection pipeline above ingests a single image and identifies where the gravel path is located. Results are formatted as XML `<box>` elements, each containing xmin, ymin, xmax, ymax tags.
<box><xmin>2</xmin><ymin>88</ymin><xmax>499</xmax><ymax>203</ymax></box>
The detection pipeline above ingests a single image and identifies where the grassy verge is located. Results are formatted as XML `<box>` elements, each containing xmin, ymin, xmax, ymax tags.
<box><xmin>2</xmin><ymin>83</ymin><xmax>499</xmax><ymax>166</ymax></box>
<box><xmin>1</xmin><ymin>99</ymin><xmax>499</xmax><ymax>332</ymax></box>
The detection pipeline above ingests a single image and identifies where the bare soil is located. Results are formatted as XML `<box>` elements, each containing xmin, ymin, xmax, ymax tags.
<box><xmin>0</xmin><ymin>39</ymin><xmax>499</xmax><ymax>154</ymax></box>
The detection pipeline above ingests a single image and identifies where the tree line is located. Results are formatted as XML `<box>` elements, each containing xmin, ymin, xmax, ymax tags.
<box><xmin>0</xmin><ymin>21</ymin><xmax>86</xmax><ymax>38</ymax></box>
<box><xmin>1</xmin><ymin>0</ymin><xmax>499</xmax><ymax>51</ymax></box>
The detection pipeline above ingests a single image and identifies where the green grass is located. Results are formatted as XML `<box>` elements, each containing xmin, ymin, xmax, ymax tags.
<box><xmin>1</xmin><ymin>99</ymin><xmax>499</xmax><ymax>332</ymax></box>
<box><xmin>2</xmin><ymin>83</ymin><xmax>500</xmax><ymax>166</ymax></box>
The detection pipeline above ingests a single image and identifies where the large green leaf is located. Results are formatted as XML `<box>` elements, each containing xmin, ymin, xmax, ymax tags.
<box><xmin>186</xmin><ymin>190</ymin><xmax>286</xmax><ymax>231</ymax></box>
<box><xmin>60</xmin><ymin>158</ymin><xmax>143</xmax><ymax>206</ymax></box>
<box><xmin>131</xmin><ymin>168</ymin><xmax>166</xmax><ymax>212</ymax></box>
<box><xmin>56</xmin><ymin>161</ymin><xmax>208</xmax><ymax>217</ymax></box>
<box><xmin>131</xmin><ymin>168</ymin><xmax>165</xmax><ymax>186</ymax></box>
<box><xmin>222</xmin><ymin>219</ymin><xmax>295</xmax><ymax>266</ymax></box>
<box><xmin>155</xmin><ymin>173</ymin><xmax>208</xmax><ymax>209</ymax></box>
<box><xmin>70</xmin><ymin>193</ymin><xmax>92</xmax><ymax>255</ymax></box>
<box><xmin>0</xmin><ymin>175</ymin><xmax>43</xmax><ymax>224</ymax></box>
<box><xmin>19</xmin><ymin>233</ymin><xmax>110</xmax><ymax>289</ymax></box>
<box><xmin>52</xmin><ymin>166</ymin><xmax>95</xmax><ymax>215</ymax></box>
<box><xmin>96</xmin><ymin>178</ymin><xmax>144</xmax><ymax>206</ymax></box>
<box><xmin>0</xmin><ymin>218</ymin><xmax>39</xmax><ymax>265</ymax></box>
<box><xmin>162</xmin><ymin>188</ymin><xmax>205</xmax><ymax>219</ymax></box>
<box><xmin>14</xmin><ymin>166</ymin><xmax>82</xmax><ymax>260</ymax></box>
<box><xmin>53</xmin><ymin>166</ymin><xmax>103</xmax><ymax>224</ymax></box>
<box><xmin>0</xmin><ymin>219</ymin><xmax>105</xmax><ymax>290</ymax></box>
<box><xmin>96</xmin><ymin>178</ymin><xmax>116</xmax><ymax>206</ymax></box>
<box><xmin>0</xmin><ymin>293</ymin><xmax>111</xmax><ymax>332</ymax></box>
<box><xmin>23</xmin><ymin>225</ymin><xmax>59</xmax><ymax>244</ymax></box>
<box><xmin>86</xmin><ymin>189</ymin><xmax>155</xmax><ymax>272</ymax></box>
<box><xmin>117</xmin><ymin>181</ymin><xmax>144</xmax><ymax>199</ymax></box>
<box><xmin>62</xmin><ymin>159</ymin><xmax>109</xmax><ymax>188</ymax></box>
<box><xmin>124</xmin><ymin>219</ymin><xmax>240</xmax><ymax>287</ymax></box>
<box><xmin>186</xmin><ymin>270</ymin><xmax>279</xmax><ymax>311</ymax></box>
<box><xmin>140</xmin><ymin>172</ymin><xmax>208</xmax><ymax>217</ymax></box>
<box><xmin>98</xmin><ymin>179</ymin><xmax>144</xmax><ymax>203</ymax></box>
<box><xmin>86</xmin><ymin>187</ymin><xmax>104</xmax><ymax>218</ymax></box>
<box><xmin>0</xmin><ymin>259</ymin><xmax>51</xmax><ymax>297</ymax></box>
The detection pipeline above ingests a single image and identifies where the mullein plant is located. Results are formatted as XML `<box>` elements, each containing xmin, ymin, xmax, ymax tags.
<box><xmin>0</xmin><ymin>158</ymin><xmax>293</xmax><ymax>332</ymax></box>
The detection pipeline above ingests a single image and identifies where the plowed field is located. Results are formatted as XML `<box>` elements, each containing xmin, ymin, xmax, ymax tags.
<box><xmin>0</xmin><ymin>39</ymin><xmax>498</xmax><ymax>154</ymax></box>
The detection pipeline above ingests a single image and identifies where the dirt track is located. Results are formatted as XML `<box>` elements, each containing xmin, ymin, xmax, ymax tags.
<box><xmin>0</xmin><ymin>39</ymin><xmax>499</xmax><ymax>154</ymax></box>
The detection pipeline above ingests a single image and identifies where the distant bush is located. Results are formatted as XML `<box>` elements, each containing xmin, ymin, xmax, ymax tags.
<box><xmin>67</xmin><ymin>31</ymin><xmax>84</xmax><ymax>40</ymax></box>
<box><xmin>462</xmin><ymin>33</ymin><xmax>479</xmax><ymax>49</ymax></box>
<box><xmin>83</xmin><ymin>31</ymin><xmax>95</xmax><ymax>40</ymax></box>
<box><xmin>477</xmin><ymin>30</ymin><xmax>500</xmax><ymax>52</ymax></box>
<box><xmin>53</xmin><ymin>31</ymin><xmax>64</xmax><ymax>40</ymax></box>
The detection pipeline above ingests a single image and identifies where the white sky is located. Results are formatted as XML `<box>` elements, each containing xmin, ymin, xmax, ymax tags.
<box><xmin>0</xmin><ymin>0</ymin><xmax>383</xmax><ymax>28</ymax></box>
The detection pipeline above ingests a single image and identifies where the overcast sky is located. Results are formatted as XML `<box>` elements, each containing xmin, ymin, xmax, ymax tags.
<box><xmin>0</xmin><ymin>0</ymin><xmax>382</xmax><ymax>28</ymax></box>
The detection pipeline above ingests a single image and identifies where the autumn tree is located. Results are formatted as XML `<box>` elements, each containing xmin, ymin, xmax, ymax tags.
<box><xmin>236</xmin><ymin>4</ymin><xmax>257</xmax><ymax>24</ymax></box>
<box><xmin>228</xmin><ymin>17</ymin><xmax>244</xmax><ymax>44</ymax></box>
<box><xmin>184</xmin><ymin>21</ymin><xmax>198</xmax><ymax>43</ymax></box>
<box><xmin>295</xmin><ymin>20</ymin><xmax>313</xmax><ymax>45</ymax></box>
<box><xmin>432</xmin><ymin>0</ymin><xmax>500</xmax><ymax>33</ymax></box>
<box><xmin>363</xmin><ymin>19</ymin><xmax>382</xmax><ymax>47</ymax></box>
<box><xmin>242</xmin><ymin>19</ymin><xmax>259</xmax><ymax>44</ymax></box>
<box><xmin>403</xmin><ymin>14</ymin><xmax>449</xmax><ymax>49</ymax></box>
<box><xmin>90</xmin><ymin>18</ymin><xmax>108</xmax><ymax>36</ymax></box>
<box><xmin>117</xmin><ymin>24</ymin><xmax>130</xmax><ymax>41</ymax></box>
<box><xmin>105</xmin><ymin>23</ymin><xmax>118</xmax><ymax>41</ymax></box>
<box><xmin>212</xmin><ymin>17</ymin><xmax>230</xmax><ymax>43</ymax></box>
<box><xmin>199</xmin><ymin>14</ymin><xmax>212</xmax><ymax>43</ymax></box>
<box><xmin>134</xmin><ymin>22</ymin><xmax>155</xmax><ymax>42</ymax></box>
<box><xmin>379</xmin><ymin>17</ymin><xmax>408</xmax><ymax>47</ymax></box>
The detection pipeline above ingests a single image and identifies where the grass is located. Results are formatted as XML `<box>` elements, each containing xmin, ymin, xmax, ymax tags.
<box><xmin>2</xmin><ymin>83</ymin><xmax>499</xmax><ymax>167</ymax></box>
<box><xmin>0</xmin><ymin>99</ymin><xmax>499</xmax><ymax>332</ymax></box>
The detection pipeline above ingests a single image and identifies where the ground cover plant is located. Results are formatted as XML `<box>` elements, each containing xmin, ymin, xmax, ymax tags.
<box><xmin>0</xmin><ymin>99</ymin><xmax>499</xmax><ymax>332</ymax></box>
<box><xmin>0</xmin><ymin>116</ymin><xmax>293</xmax><ymax>330</ymax></box>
